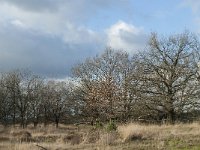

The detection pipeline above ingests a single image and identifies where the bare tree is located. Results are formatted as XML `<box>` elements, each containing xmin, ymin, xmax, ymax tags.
<box><xmin>137</xmin><ymin>32</ymin><xmax>200</xmax><ymax>123</ymax></box>
<box><xmin>0</xmin><ymin>75</ymin><xmax>10</xmax><ymax>126</ymax></box>
<box><xmin>72</xmin><ymin>48</ymin><xmax>134</xmax><ymax>122</ymax></box>
<box><xmin>41</xmin><ymin>81</ymin><xmax>53</xmax><ymax>127</ymax></box>
<box><xmin>64</xmin><ymin>80</ymin><xmax>85</xmax><ymax>123</ymax></box>
<box><xmin>118</xmin><ymin>54</ymin><xmax>143</xmax><ymax>121</ymax></box>
<box><xmin>27</xmin><ymin>75</ymin><xmax>44</xmax><ymax>127</ymax></box>
<box><xmin>1</xmin><ymin>70</ymin><xmax>22</xmax><ymax>126</ymax></box>
<box><xmin>0</xmin><ymin>70</ymin><xmax>45</xmax><ymax>128</ymax></box>
<box><xmin>42</xmin><ymin>81</ymin><xmax>71</xmax><ymax>128</ymax></box>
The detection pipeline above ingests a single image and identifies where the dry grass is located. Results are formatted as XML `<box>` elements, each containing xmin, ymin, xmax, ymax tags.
<box><xmin>0</xmin><ymin>123</ymin><xmax>200</xmax><ymax>149</ymax></box>
<box><xmin>118</xmin><ymin>122</ymin><xmax>200</xmax><ymax>149</ymax></box>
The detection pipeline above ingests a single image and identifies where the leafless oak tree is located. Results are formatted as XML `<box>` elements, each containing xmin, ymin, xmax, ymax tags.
<box><xmin>136</xmin><ymin>32</ymin><xmax>200</xmax><ymax>123</ymax></box>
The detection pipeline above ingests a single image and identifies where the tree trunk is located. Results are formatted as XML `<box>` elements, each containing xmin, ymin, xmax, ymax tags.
<box><xmin>12</xmin><ymin>110</ymin><xmax>16</xmax><ymax>127</ymax></box>
<box><xmin>44</xmin><ymin>108</ymin><xmax>48</xmax><ymax>127</ymax></box>
<box><xmin>55</xmin><ymin>118</ymin><xmax>59</xmax><ymax>128</ymax></box>
<box><xmin>21</xmin><ymin>115</ymin><xmax>25</xmax><ymax>128</ymax></box>
<box><xmin>167</xmin><ymin>109</ymin><xmax>175</xmax><ymax>124</ymax></box>
<box><xmin>34</xmin><ymin>122</ymin><xmax>38</xmax><ymax>128</ymax></box>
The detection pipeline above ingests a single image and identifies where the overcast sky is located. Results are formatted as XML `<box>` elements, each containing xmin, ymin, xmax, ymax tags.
<box><xmin>0</xmin><ymin>0</ymin><xmax>199</xmax><ymax>78</ymax></box>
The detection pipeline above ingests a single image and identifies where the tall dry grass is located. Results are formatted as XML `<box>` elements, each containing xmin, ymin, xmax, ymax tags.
<box><xmin>117</xmin><ymin>122</ymin><xmax>200</xmax><ymax>149</ymax></box>
<box><xmin>118</xmin><ymin>122</ymin><xmax>200</xmax><ymax>141</ymax></box>
<box><xmin>0</xmin><ymin>123</ymin><xmax>200</xmax><ymax>149</ymax></box>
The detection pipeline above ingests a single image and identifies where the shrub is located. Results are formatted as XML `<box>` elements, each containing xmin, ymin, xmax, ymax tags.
<box><xmin>106</xmin><ymin>119</ymin><xmax>117</xmax><ymax>132</ymax></box>
<box><xmin>95</xmin><ymin>120</ymin><xmax>103</xmax><ymax>129</ymax></box>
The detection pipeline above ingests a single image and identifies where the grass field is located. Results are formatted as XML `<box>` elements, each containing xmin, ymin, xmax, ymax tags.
<box><xmin>0</xmin><ymin>122</ymin><xmax>200</xmax><ymax>150</ymax></box>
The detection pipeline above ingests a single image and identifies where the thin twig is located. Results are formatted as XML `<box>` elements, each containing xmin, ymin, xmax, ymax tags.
<box><xmin>35</xmin><ymin>144</ymin><xmax>48</xmax><ymax>150</ymax></box>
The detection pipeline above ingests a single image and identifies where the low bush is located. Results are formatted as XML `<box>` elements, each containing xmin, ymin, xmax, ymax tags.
<box><xmin>106</xmin><ymin>119</ymin><xmax>117</xmax><ymax>132</ymax></box>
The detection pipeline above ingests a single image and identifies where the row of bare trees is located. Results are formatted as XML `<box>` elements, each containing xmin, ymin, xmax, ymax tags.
<box><xmin>72</xmin><ymin>32</ymin><xmax>200</xmax><ymax>124</ymax></box>
<box><xmin>0</xmin><ymin>70</ymin><xmax>82</xmax><ymax>128</ymax></box>
<box><xmin>0</xmin><ymin>32</ymin><xmax>200</xmax><ymax>126</ymax></box>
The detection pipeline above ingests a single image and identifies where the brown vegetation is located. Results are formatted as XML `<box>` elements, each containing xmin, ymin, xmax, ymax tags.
<box><xmin>0</xmin><ymin>123</ymin><xmax>200</xmax><ymax>150</ymax></box>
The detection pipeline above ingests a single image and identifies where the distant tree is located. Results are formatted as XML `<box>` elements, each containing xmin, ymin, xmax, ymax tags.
<box><xmin>0</xmin><ymin>70</ymin><xmax>45</xmax><ymax>128</ymax></box>
<box><xmin>1</xmin><ymin>70</ymin><xmax>22</xmax><ymax>126</ymax></box>
<box><xmin>13</xmin><ymin>70</ymin><xmax>39</xmax><ymax>128</ymax></box>
<box><xmin>65</xmin><ymin>80</ymin><xmax>85</xmax><ymax>123</ymax></box>
<box><xmin>42</xmin><ymin>81</ymin><xmax>71</xmax><ymax>128</ymax></box>
<box><xmin>0</xmin><ymin>76</ymin><xmax>10</xmax><ymax>126</ymax></box>
<box><xmin>41</xmin><ymin>81</ymin><xmax>53</xmax><ymax>127</ymax></box>
<box><xmin>27</xmin><ymin>75</ymin><xmax>44</xmax><ymax>127</ymax></box>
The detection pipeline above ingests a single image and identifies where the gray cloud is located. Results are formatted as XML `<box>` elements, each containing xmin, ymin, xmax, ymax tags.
<box><xmin>0</xmin><ymin>0</ymin><xmax>129</xmax><ymax>19</ymax></box>
<box><xmin>0</xmin><ymin>0</ymin><xmax>147</xmax><ymax>78</ymax></box>
<box><xmin>0</xmin><ymin>23</ymin><xmax>104</xmax><ymax>78</ymax></box>
<box><xmin>0</xmin><ymin>0</ymin><xmax>62</xmax><ymax>12</ymax></box>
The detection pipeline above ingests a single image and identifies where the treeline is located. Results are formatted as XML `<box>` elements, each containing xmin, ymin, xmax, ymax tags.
<box><xmin>72</xmin><ymin>32</ymin><xmax>200</xmax><ymax>124</ymax></box>
<box><xmin>1</xmin><ymin>32</ymin><xmax>200</xmax><ymax>127</ymax></box>
<box><xmin>0</xmin><ymin>70</ymin><xmax>82</xmax><ymax>128</ymax></box>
